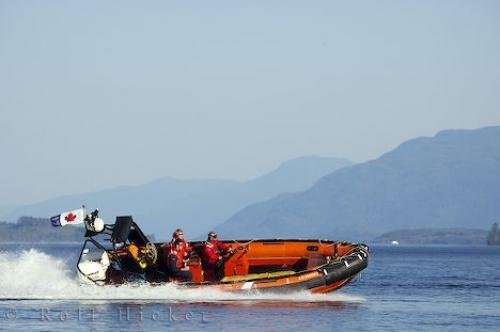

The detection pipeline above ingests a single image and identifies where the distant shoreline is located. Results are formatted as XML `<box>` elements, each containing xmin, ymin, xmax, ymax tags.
<box><xmin>0</xmin><ymin>217</ymin><xmax>492</xmax><ymax>245</ymax></box>
<box><xmin>372</xmin><ymin>228</ymin><xmax>488</xmax><ymax>245</ymax></box>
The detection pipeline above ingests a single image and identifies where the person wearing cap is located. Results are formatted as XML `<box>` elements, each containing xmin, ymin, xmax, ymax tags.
<box><xmin>164</xmin><ymin>228</ymin><xmax>192</xmax><ymax>282</ymax></box>
<box><xmin>202</xmin><ymin>231</ymin><xmax>234</xmax><ymax>280</ymax></box>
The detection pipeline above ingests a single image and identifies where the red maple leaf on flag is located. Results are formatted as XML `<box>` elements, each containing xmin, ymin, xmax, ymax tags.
<box><xmin>65</xmin><ymin>213</ymin><xmax>77</xmax><ymax>223</ymax></box>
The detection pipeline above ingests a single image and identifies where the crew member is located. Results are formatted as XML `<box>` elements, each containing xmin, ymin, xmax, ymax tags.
<box><xmin>202</xmin><ymin>231</ymin><xmax>234</xmax><ymax>280</ymax></box>
<box><xmin>165</xmin><ymin>228</ymin><xmax>192</xmax><ymax>282</ymax></box>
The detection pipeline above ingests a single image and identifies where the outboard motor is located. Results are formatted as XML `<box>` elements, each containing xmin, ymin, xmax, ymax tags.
<box><xmin>78</xmin><ymin>249</ymin><xmax>110</xmax><ymax>285</ymax></box>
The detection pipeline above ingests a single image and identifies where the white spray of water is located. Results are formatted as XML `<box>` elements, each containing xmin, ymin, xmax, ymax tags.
<box><xmin>0</xmin><ymin>249</ymin><xmax>364</xmax><ymax>303</ymax></box>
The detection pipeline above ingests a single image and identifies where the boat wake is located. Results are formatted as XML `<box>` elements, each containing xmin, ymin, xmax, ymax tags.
<box><xmin>0</xmin><ymin>249</ymin><xmax>365</xmax><ymax>303</ymax></box>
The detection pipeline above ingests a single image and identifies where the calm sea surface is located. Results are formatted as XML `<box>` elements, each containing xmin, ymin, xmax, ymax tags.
<box><xmin>1</xmin><ymin>244</ymin><xmax>499</xmax><ymax>331</ymax></box>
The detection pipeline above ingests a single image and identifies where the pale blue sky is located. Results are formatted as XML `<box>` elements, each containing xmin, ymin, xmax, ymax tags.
<box><xmin>1</xmin><ymin>0</ymin><xmax>499</xmax><ymax>206</ymax></box>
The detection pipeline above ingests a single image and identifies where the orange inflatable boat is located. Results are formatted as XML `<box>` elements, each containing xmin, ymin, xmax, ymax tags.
<box><xmin>77</xmin><ymin>211</ymin><xmax>369</xmax><ymax>293</ymax></box>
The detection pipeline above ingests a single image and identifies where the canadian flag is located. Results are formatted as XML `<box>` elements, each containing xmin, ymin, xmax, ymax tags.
<box><xmin>50</xmin><ymin>208</ymin><xmax>85</xmax><ymax>227</ymax></box>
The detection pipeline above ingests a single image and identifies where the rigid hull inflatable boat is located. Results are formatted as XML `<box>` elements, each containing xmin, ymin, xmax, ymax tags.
<box><xmin>77</xmin><ymin>211</ymin><xmax>369</xmax><ymax>293</ymax></box>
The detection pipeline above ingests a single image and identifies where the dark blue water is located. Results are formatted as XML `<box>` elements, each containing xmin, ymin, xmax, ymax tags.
<box><xmin>1</xmin><ymin>244</ymin><xmax>499</xmax><ymax>331</ymax></box>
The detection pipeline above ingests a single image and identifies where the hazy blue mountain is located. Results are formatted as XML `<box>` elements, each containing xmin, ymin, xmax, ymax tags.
<box><xmin>3</xmin><ymin>156</ymin><xmax>353</xmax><ymax>240</ymax></box>
<box><xmin>216</xmin><ymin>126</ymin><xmax>500</xmax><ymax>241</ymax></box>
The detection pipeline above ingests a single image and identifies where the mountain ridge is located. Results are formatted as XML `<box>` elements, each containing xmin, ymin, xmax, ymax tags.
<box><xmin>216</xmin><ymin>126</ymin><xmax>500</xmax><ymax>241</ymax></box>
<box><xmin>3</xmin><ymin>156</ymin><xmax>353</xmax><ymax>240</ymax></box>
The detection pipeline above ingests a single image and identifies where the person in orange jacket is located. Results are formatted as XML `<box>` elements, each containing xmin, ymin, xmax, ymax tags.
<box><xmin>165</xmin><ymin>228</ymin><xmax>192</xmax><ymax>282</ymax></box>
<box><xmin>202</xmin><ymin>231</ymin><xmax>234</xmax><ymax>280</ymax></box>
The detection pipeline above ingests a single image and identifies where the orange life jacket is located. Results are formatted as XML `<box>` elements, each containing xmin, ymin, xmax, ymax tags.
<box><xmin>169</xmin><ymin>240</ymin><xmax>190</xmax><ymax>268</ymax></box>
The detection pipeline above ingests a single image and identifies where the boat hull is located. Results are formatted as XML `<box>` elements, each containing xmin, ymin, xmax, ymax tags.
<box><xmin>180</xmin><ymin>241</ymin><xmax>368</xmax><ymax>293</ymax></box>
